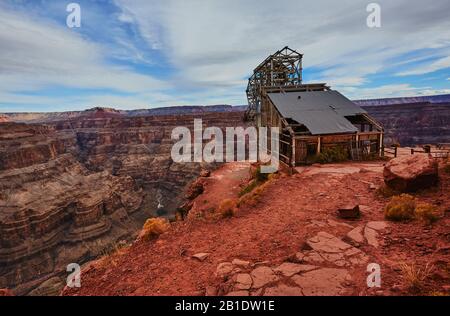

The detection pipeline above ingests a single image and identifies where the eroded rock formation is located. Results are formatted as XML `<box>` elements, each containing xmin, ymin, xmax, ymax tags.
<box><xmin>363</xmin><ymin>102</ymin><xmax>450</xmax><ymax>146</ymax></box>
<box><xmin>0</xmin><ymin>111</ymin><xmax>245</xmax><ymax>294</ymax></box>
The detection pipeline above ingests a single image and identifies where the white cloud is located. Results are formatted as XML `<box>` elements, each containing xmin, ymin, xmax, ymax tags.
<box><xmin>2</xmin><ymin>0</ymin><xmax>450</xmax><ymax>111</ymax></box>
<box><xmin>397</xmin><ymin>55</ymin><xmax>450</xmax><ymax>76</ymax></box>
<box><xmin>0</xmin><ymin>7</ymin><xmax>168</xmax><ymax>95</ymax></box>
<box><xmin>116</xmin><ymin>0</ymin><xmax>450</xmax><ymax>94</ymax></box>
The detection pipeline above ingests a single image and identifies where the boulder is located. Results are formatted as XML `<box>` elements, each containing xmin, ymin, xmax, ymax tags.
<box><xmin>383</xmin><ymin>155</ymin><xmax>438</xmax><ymax>192</ymax></box>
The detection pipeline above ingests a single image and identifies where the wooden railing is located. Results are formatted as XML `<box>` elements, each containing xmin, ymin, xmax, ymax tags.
<box><xmin>411</xmin><ymin>148</ymin><xmax>449</xmax><ymax>159</ymax></box>
<box><xmin>382</xmin><ymin>146</ymin><xmax>398</xmax><ymax>158</ymax></box>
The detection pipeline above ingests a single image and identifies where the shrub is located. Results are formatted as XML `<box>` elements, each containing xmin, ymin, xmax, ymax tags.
<box><xmin>315</xmin><ymin>145</ymin><xmax>349</xmax><ymax>164</ymax></box>
<box><xmin>140</xmin><ymin>217</ymin><xmax>170</xmax><ymax>241</ymax></box>
<box><xmin>384</xmin><ymin>194</ymin><xmax>416</xmax><ymax>221</ymax></box>
<box><xmin>241</xmin><ymin>165</ymin><xmax>272</xmax><ymax>197</ymax></box>
<box><xmin>400</xmin><ymin>262</ymin><xmax>434</xmax><ymax>292</ymax></box>
<box><xmin>415</xmin><ymin>203</ymin><xmax>439</xmax><ymax>224</ymax></box>
<box><xmin>218</xmin><ymin>199</ymin><xmax>237</xmax><ymax>218</ymax></box>
<box><xmin>237</xmin><ymin>193</ymin><xmax>259</xmax><ymax>209</ymax></box>
<box><xmin>239</xmin><ymin>180</ymin><xmax>259</xmax><ymax>197</ymax></box>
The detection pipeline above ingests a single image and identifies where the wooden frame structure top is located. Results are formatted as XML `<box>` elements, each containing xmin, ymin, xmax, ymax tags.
<box><xmin>245</xmin><ymin>46</ymin><xmax>303</xmax><ymax>121</ymax></box>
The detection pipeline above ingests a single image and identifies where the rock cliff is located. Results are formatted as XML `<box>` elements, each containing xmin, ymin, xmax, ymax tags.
<box><xmin>0</xmin><ymin>111</ymin><xmax>245</xmax><ymax>294</ymax></box>
<box><xmin>363</xmin><ymin>102</ymin><xmax>450</xmax><ymax>146</ymax></box>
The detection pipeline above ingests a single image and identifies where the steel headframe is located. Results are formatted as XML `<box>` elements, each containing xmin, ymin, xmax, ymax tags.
<box><xmin>245</xmin><ymin>46</ymin><xmax>303</xmax><ymax>121</ymax></box>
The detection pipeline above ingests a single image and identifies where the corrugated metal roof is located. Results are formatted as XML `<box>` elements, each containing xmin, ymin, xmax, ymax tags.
<box><xmin>267</xmin><ymin>90</ymin><xmax>366</xmax><ymax>135</ymax></box>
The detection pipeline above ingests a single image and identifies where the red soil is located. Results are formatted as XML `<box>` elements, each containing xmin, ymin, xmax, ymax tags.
<box><xmin>63</xmin><ymin>161</ymin><xmax>450</xmax><ymax>296</ymax></box>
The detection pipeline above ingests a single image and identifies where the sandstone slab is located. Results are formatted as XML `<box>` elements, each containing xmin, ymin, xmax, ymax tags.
<box><xmin>274</xmin><ymin>263</ymin><xmax>317</xmax><ymax>277</ymax></box>
<box><xmin>250</xmin><ymin>266</ymin><xmax>279</xmax><ymax>289</ymax></box>
<box><xmin>292</xmin><ymin>268</ymin><xmax>352</xmax><ymax>296</ymax></box>
<box><xmin>364</xmin><ymin>227</ymin><xmax>379</xmax><ymax>248</ymax></box>
<box><xmin>307</xmin><ymin>232</ymin><xmax>352</xmax><ymax>253</ymax></box>
<box><xmin>366</xmin><ymin>221</ymin><xmax>388</xmax><ymax>231</ymax></box>
<box><xmin>346</xmin><ymin>226</ymin><xmax>365</xmax><ymax>244</ymax></box>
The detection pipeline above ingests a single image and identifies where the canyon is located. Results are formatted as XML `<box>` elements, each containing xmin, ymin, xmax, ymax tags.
<box><xmin>0</xmin><ymin>110</ymin><xmax>244</xmax><ymax>295</ymax></box>
<box><xmin>363</xmin><ymin>102</ymin><xmax>450</xmax><ymax>146</ymax></box>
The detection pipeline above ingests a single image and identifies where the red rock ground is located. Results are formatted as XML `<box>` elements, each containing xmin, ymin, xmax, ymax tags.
<box><xmin>63</xmin><ymin>160</ymin><xmax>450</xmax><ymax>296</ymax></box>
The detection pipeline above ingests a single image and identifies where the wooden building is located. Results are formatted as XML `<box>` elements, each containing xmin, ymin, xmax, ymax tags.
<box><xmin>245</xmin><ymin>47</ymin><xmax>384</xmax><ymax>166</ymax></box>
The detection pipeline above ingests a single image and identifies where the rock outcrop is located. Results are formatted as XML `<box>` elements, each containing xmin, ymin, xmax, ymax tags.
<box><xmin>383</xmin><ymin>154</ymin><xmax>439</xmax><ymax>192</ymax></box>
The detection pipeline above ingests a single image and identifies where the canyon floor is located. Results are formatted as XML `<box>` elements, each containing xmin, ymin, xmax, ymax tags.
<box><xmin>62</xmin><ymin>159</ymin><xmax>450</xmax><ymax>296</ymax></box>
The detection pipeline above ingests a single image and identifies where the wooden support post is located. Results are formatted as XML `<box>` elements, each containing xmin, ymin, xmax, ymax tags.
<box><xmin>291</xmin><ymin>138</ymin><xmax>296</xmax><ymax>167</ymax></box>
<box><xmin>317</xmin><ymin>137</ymin><xmax>321</xmax><ymax>154</ymax></box>
<box><xmin>356</xmin><ymin>134</ymin><xmax>360</xmax><ymax>159</ymax></box>
<box><xmin>379</xmin><ymin>134</ymin><xmax>383</xmax><ymax>157</ymax></box>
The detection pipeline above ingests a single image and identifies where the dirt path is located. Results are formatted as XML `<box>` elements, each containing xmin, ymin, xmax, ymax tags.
<box><xmin>64</xmin><ymin>161</ymin><xmax>449</xmax><ymax>296</ymax></box>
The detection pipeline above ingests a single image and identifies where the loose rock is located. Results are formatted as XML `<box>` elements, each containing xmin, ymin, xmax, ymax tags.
<box><xmin>192</xmin><ymin>253</ymin><xmax>210</xmax><ymax>262</ymax></box>
<box><xmin>216</xmin><ymin>262</ymin><xmax>234</xmax><ymax>278</ymax></box>
<box><xmin>337</xmin><ymin>205</ymin><xmax>360</xmax><ymax>219</ymax></box>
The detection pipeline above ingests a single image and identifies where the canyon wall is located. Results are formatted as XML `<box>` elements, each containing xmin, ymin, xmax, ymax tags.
<box><xmin>0</xmin><ymin>111</ymin><xmax>245</xmax><ymax>294</ymax></box>
<box><xmin>363</xmin><ymin>102</ymin><xmax>450</xmax><ymax>146</ymax></box>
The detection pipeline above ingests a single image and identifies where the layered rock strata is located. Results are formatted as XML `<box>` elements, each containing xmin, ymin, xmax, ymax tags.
<box><xmin>0</xmin><ymin>111</ymin><xmax>245</xmax><ymax>294</ymax></box>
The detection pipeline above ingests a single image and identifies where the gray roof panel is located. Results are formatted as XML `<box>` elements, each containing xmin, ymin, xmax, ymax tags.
<box><xmin>267</xmin><ymin>90</ymin><xmax>365</xmax><ymax>135</ymax></box>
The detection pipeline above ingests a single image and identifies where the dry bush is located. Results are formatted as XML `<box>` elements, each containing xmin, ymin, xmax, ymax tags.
<box><xmin>237</xmin><ymin>180</ymin><xmax>271</xmax><ymax>209</ymax></box>
<box><xmin>400</xmin><ymin>262</ymin><xmax>434</xmax><ymax>292</ymax></box>
<box><xmin>239</xmin><ymin>180</ymin><xmax>259</xmax><ymax>197</ymax></box>
<box><xmin>218</xmin><ymin>199</ymin><xmax>237</xmax><ymax>218</ymax></box>
<box><xmin>415</xmin><ymin>203</ymin><xmax>440</xmax><ymax>224</ymax></box>
<box><xmin>384</xmin><ymin>194</ymin><xmax>416</xmax><ymax>221</ymax></box>
<box><xmin>98</xmin><ymin>241</ymin><xmax>129</xmax><ymax>267</ymax></box>
<box><xmin>237</xmin><ymin>192</ymin><xmax>259</xmax><ymax>209</ymax></box>
<box><xmin>314</xmin><ymin>145</ymin><xmax>349</xmax><ymax>164</ymax></box>
<box><xmin>139</xmin><ymin>217</ymin><xmax>170</xmax><ymax>241</ymax></box>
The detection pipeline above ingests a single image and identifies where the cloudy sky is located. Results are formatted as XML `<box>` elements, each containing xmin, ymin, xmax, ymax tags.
<box><xmin>1</xmin><ymin>0</ymin><xmax>449</xmax><ymax>112</ymax></box>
